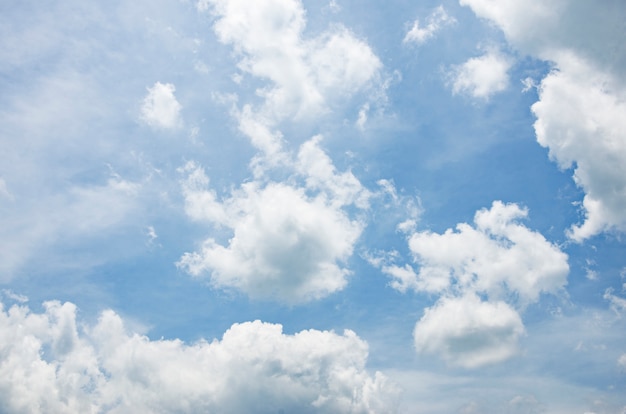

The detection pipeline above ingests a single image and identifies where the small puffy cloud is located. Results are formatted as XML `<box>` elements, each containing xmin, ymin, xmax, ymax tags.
<box><xmin>403</xmin><ymin>6</ymin><xmax>455</xmax><ymax>45</ymax></box>
<box><xmin>396</xmin><ymin>201</ymin><xmax>569</xmax><ymax>305</ymax></box>
<box><xmin>618</xmin><ymin>354</ymin><xmax>626</xmax><ymax>370</ymax></box>
<box><xmin>140</xmin><ymin>82</ymin><xmax>182</xmax><ymax>129</ymax></box>
<box><xmin>178</xmin><ymin>137</ymin><xmax>369</xmax><ymax>304</ymax></box>
<box><xmin>0</xmin><ymin>300</ymin><xmax>399</xmax><ymax>413</ymax></box>
<box><xmin>449</xmin><ymin>50</ymin><xmax>512</xmax><ymax>99</ymax></box>
<box><xmin>413</xmin><ymin>294</ymin><xmax>525</xmax><ymax>368</ymax></box>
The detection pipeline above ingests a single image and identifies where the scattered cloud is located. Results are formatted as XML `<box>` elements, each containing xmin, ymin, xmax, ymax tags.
<box><xmin>140</xmin><ymin>82</ymin><xmax>182</xmax><ymax>130</ymax></box>
<box><xmin>403</xmin><ymin>6</ymin><xmax>455</xmax><ymax>45</ymax></box>
<box><xmin>449</xmin><ymin>49</ymin><xmax>512</xmax><ymax>99</ymax></box>
<box><xmin>0</xmin><ymin>300</ymin><xmax>399</xmax><ymax>413</ymax></box>
<box><xmin>373</xmin><ymin>201</ymin><xmax>568</xmax><ymax>367</ymax></box>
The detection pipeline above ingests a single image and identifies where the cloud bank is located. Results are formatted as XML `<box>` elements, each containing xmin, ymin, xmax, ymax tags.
<box><xmin>0</xmin><ymin>299</ymin><xmax>398</xmax><ymax>413</ymax></box>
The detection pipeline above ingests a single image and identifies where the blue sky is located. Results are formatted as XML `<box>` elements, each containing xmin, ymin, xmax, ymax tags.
<box><xmin>1</xmin><ymin>0</ymin><xmax>626</xmax><ymax>412</ymax></box>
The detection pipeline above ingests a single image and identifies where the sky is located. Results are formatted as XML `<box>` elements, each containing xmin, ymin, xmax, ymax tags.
<box><xmin>1</xmin><ymin>0</ymin><xmax>626</xmax><ymax>413</ymax></box>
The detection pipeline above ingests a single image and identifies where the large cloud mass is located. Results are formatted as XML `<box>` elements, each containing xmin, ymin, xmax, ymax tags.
<box><xmin>0</xmin><ymin>300</ymin><xmax>398</xmax><ymax>413</ymax></box>
<box><xmin>461</xmin><ymin>0</ymin><xmax>626</xmax><ymax>240</ymax></box>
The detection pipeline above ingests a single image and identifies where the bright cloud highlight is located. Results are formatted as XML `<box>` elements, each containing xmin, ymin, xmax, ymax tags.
<box><xmin>140</xmin><ymin>82</ymin><xmax>182</xmax><ymax>129</ymax></box>
<box><xmin>450</xmin><ymin>50</ymin><xmax>512</xmax><ymax>99</ymax></box>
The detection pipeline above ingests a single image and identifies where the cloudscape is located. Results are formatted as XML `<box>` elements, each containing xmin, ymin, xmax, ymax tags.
<box><xmin>1</xmin><ymin>0</ymin><xmax>625</xmax><ymax>412</ymax></box>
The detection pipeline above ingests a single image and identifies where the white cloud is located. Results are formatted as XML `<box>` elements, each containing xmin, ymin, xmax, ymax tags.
<box><xmin>618</xmin><ymin>354</ymin><xmax>626</xmax><ymax>370</ymax></box>
<box><xmin>450</xmin><ymin>49</ymin><xmax>512</xmax><ymax>99</ymax></box>
<box><xmin>206</xmin><ymin>0</ymin><xmax>381</xmax><ymax>121</ymax></box>
<box><xmin>296</xmin><ymin>135</ymin><xmax>371</xmax><ymax>209</ymax></box>
<box><xmin>604</xmin><ymin>288</ymin><xmax>626</xmax><ymax>316</ymax></box>
<box><xmin>403</xmin><ymin>6</ymin><xmax>455</xmax><ymax>45</ymax></box>
<box><xmin>531</xmin><ymin>55</ymin><xmax>626</xmax><ymax>241</ymax></box>
<box><xmin>413</xmin><ymin>294</ymin><xmax>525</xmax><ymax>368</ymax></box>
<box><xmin>396</xmin><ymin>201</ymin><xmax>568</xmax><ymax>305</ymax></box>
<box><xmin>373</xmin><ymin>201</ymin><xmax>568</xmax><ymax>367</ymax></box>
<box><xmin>0</xmin><ymin>177</ymin><xmax>12</xmax><ymax>200</ymax></box>
<box><xmin>140</xmin><ymin>82</ymin><xmax>182</xmax><ymax>129</ymax></box>
<box><xmin>461</xmin><ymin>0</ymin><xmax>626</xmax><ymax>241</ymax></box>
<box><xmin>0</xmin><ymin>299</ymin><xmax>399</xmax><ymax>413</ymax></box>
<box><xmin>178</xmin><ymin>137</ymin><xmax>369</xmax><ymax>304</ymax></box>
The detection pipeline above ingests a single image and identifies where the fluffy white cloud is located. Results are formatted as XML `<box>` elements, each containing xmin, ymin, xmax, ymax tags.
<box><xmin>413</xmin><ymin>294</ymin><xmax>524</xmax><ymax>368</ymax></box>
<box><xmin>374</xmin><ymin>202</ymin><xmax>568</xmax><ymax>367</ymax></box>
<box><xmin>461</xmin><ymin>0</ymin><xmax>626</xmax><ymax>240</ymax></box>
<box><xmin>403</xmin><ymin>6</ymin><xmax>455</xmax><ymax>45</ymax></box>
<box><xmin>397</xmin><ymin>201</ymin><xmax>568</xmax><ymax>305</ymax></box>
<box><xmin>206</xmin><ymin>0</ymin><xmax>381</xmax><ymax>121</ymax></box>
<box><xmin>619</xmin><ymin>354</ymin><xmax>626</xmax><ymax>370</ymax></box>
<box><xmin>449</xmin><ymin>49</ymin><xmax>512</xmax><ymax>99</ymax></box>
<box><xmin>140</xmin><ymin>82</ymin><xmax>182</xmax><ymax>129</ymax></box>
<box><xmin>0</xmin><ymin>300</ymin><xmax>398</xmax><ymax>413</ymax></box>
<box><xmin>178</xmin><ymin>136</ymin><xmax>369</xmax><ymax>304</ymax></box>
<box><xmin>531</xmin><ymin>55</ymin><xmax>626</xmax><ymax>241</ymax></box>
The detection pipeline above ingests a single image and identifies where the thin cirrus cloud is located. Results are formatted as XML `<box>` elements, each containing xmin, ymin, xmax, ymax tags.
<box><xmin>403</xmin><ymin>5</ymin><xmax>456</xmax><ymax>45</ymax></box>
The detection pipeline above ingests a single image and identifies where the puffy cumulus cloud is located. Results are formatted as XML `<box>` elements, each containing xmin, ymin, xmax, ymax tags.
<box><xmin>461</xmin><ymin>0</ymin><xmax>626</xmax><ymax>240</ymax></box>
<box><xmin>0</xmin><ymin>300</ymin><xmax>399</xmax><ymax>414</ymax></box>
<box><xmin>531</xmin><ymin>55</ymin><xmax>626</xmax><ymax>241</ymax></box>
<box><xmin>619</xmin><ymin>354</ymin><xmax>626</xmax><ymax>370</ymax></box>
<box><xmin>403</xmin><ymin>5</ymin><xmax>455</xmax><ymax>45</ymax></box>
<box><xmin>205</xmin><ymin>0</ymin><xmax>381</xmax><ymax>120</ymax></box>
<box><xmin>449</xmin><ymin>49</ymin><xmax>512</xmax><ymax>99</ymax></box>
<box><xmin>413</xmin><ymin>294</ymin><xmax>525</xmax><ymax>368</ymax></box>
<box><xmin>178</xmin><ymin>136</ymin><xmax>370</xmax><ymax>304</ymax></box>
<box><xmin>178</xmin><ymin>181</ymin><xmax>362</xmax><ymax>303</ymax></box>
<box><xmin>394</xmin><ymin>201</ymin><xmax>568</xmax><ymax>305</ymax></box>
<box><xmin>374</xmin><ymin>202</ymin><xmax>568</xmax><ymax>367</ymax></box>
<box><xmin>140</xmin><ymin>82</ymin><xmax>182</xmax><ymax>129</ymax></box>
